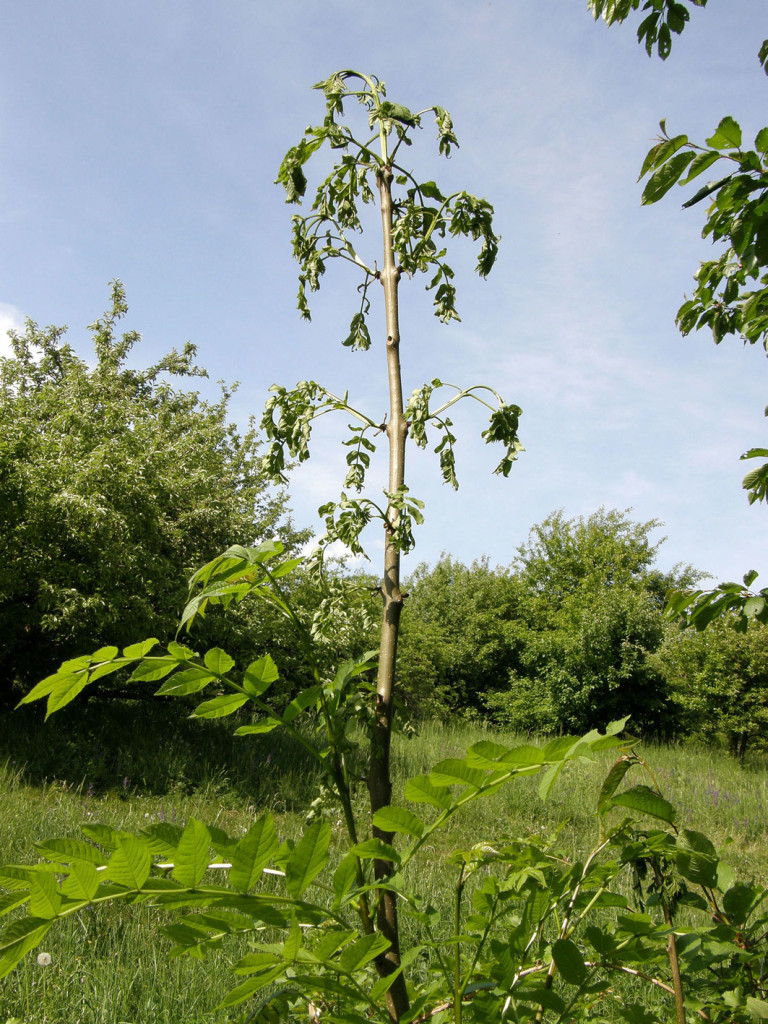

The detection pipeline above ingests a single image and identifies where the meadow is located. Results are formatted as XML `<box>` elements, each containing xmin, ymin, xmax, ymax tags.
<box><xmin>1</xmin><ymin>701</ymin><xmax>767</xmax><ymax>1023</ymax></box>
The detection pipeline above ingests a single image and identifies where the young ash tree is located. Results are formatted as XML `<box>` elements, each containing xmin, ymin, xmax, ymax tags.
<box><xmin>4</xmin><ymin>71</ymin><xmax>768</xmax><ymax>1024</ymax></box>
<box><xmin>1</xmin><ymin>71</ymin><xmax>525</xmax><ymax>1024</ymax></box>
<box><xmin>265</xmin><ymin>70</ymin><xmax>522</xmax><ymax>1015</ymax></box>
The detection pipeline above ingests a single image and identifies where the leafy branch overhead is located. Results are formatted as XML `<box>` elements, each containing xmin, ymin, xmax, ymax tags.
<box><xmin>639</xmin><ymin>113</ymin><xmax>768</xmax><ymax>622</ymax></box>
<box><xmin>589</xmin><ymin>0</ymin><xmax>710</xmax><ymax>60</ymax></box>
<box><xmin>611</xmin><ymin>16</ymin><xmax>768</xmax><ymax>629</ymax></box>
<box><xmin>666</xmin><ymin>568</ymin><xmax>768</xmax><ymax>632</ymax></box>
<box><xmin>640</xmin><ymin>116</ymin><xmax>768</xmax><ymax>352</ymax></box>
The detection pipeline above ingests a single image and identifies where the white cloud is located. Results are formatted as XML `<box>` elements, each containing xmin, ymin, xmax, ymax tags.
<box><xmin>298</xmin><ymin>534</ymin><xmax>380</xmax><ymax>571</ymax></box>
<box><xmin>0</xmin><ymin>302</ymin><xmax>25</xmax><ymax>359</ymax></box>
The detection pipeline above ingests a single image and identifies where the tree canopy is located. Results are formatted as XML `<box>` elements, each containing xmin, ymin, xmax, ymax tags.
<box><xmin>491</xmin><ymin>509</ymin><xmax>699</xmax><ymax>735</ymax></box>
<box><xmin>0</xmin><ymin>282</ymin><xmax>299</xmax><ymax>700</ymax></box>
<box><xmin>398</xmin><ymin>509</ymin><xmax>701</xmax><ymax>735</ymax></box>
<box><xmin>589</xmin><ymin>0</ymin><xmax>711</xmax><ymax>61</ymax></box>
<box><xmin>656</xmin><ymin>616</ymin><xmax>768</xmax><ymax>760</ymax></box>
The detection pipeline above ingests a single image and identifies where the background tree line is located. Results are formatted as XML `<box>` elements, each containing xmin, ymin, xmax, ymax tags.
<box><xmin>396</xmin><ymin>508</ymin><xmax>768</xmax><ymax>760</ymax></box>
<box><xmin>0</xmin><ymin>284</ymin><xmax>313</xmax><ymax>703</ymax></box>
<box><xmin>2</xmin><ymin>289</ymin><xmax>766</xmax><ymax>759</ymax></box>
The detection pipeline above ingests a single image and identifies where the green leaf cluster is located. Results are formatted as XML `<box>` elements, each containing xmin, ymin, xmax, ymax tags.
<box><xmin>666</xmin><ymin>569</ymin><xmax>768</xmax><ymax>634</ymax></box>
<box><xmin>615</xmin><ymin>16</ymin><xmax>768</xmax><ymax>630</ymax></box>
<box><xmin>639</xmin><ymin>117</ymin><xmax>768</xmax><ymax>350</ymax></box>
<box><xmin>262</xmin><ymin>71</ymin><xmax>524</xmax><ymax>585</ymax></box>
<box><xmin>259</xmin><ymin>372</ymin><xmax>521</xmax><ymax>563</ymax></box>
<box><xmin>399</xmin><ymin>510</ymin><xmax>700</xmax><ymax>735</ymax></box>
<box><xmin>656</xmin><ymin>612</ymin><xmax>768</xmax><ymax>759</ymax></box>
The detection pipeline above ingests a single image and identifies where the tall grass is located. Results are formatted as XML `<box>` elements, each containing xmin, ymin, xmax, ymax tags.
<box><xmin>1</xmin><ymin>707</ymin><xmax>766</xmax><ymax>1022</ymax></box>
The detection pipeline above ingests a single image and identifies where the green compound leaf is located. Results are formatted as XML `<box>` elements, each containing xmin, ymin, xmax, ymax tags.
<box><xmin>404</xmin><ymin>774</ymin><xmax>452</xmax><ymax>809</ymax></box>
<box><xmin>372</xmin><ymin>806</ymin><xmax>425</xmax><ymax>838</ymax></box>
<box><xmin>332</xmin><ymin>854</ymin><xmax>358</xmax><ymax>907</ymax></box>
<box><xmin>706</xmin><ymin>115</ymin><xmax>743</xmax><ymax>150</ymax></box>
<box><xmin>155</xmin><ymin>666</ymin><xmax>217</xmax><ymax>696</ymax></box>
<box><xmin>678</xmin><ymin>149</ymin><xmax>720</xmax><ymax>186</ymax></box>
<box><xmin>234</xmin><ymin>720</ymin><xmax>281</xmax><ymax>736</ymax></box>
<box><xmin>139</xmin><ymin>822</ymin><xmax>183</xmax><ymax>856</ymax></box>
<box><xmin>676</xmin><ymin>828</ymin><xmax>718</xmax><ymax>888</ymax></box>
<box><xmin>0</xmin><ymin>918</ymin><xmax>54</xmax><ymax>980</ymax></box>
<box><xmin>84</xmin><ymin>646</ymin><xmax>117</xmax><ymax>666</ymax></box>
<box><xmin>339</xmin><ymin>932</ymin><xmax>391</xmax><ymax>974</ymax></box>
<box><xmin>284</xmin><ymin>820</ymin><xmax>331</xmax><ymax>898</ymax></box>
<box><xmin>232</xmin><ymin>949</ymin><xmax>281</xmax><ymax>975</ymax></box>
<box><xmin>28</xmin><ymin>873</ymin><xmax>61</xmax><ymax>919</ymax></box>
<box><xmin>746</xmin><ymin>996</ymin><xmax>768</xmax><ymax>1020</ymax></box>
<box><xmin>497</xmin><ymin>744</ymin><xmax>547</xmax><ymax>767</ymax></box>
<box><xmin>350</xmin><ymin>839</ymin><xmax>401</xmax><ymax>865</ymax></box>
<box><xmin>311</xmin><ymin>928</ymin><xmax>356</xmax><ymax>966</ymax></box>
<box><xmin>282</xmin><ymin>914</ymin><xmax>302</xmax><ymax>962</ymax></box>
<box><xmin>123</xmin><ymin>639</ymin><xmax>160</xmax><ymax>659</ymax></box>
<box><xmin>282</xmin><ymin>685</ymin><xmax>323</xmax><ymax>724</ymax></box>
<box><xmin>34</xmin><ymin>838</ymin><xmax>106</xmax><ymax>867</ymax></box>
<box><xmin>0</xmin><ymin>865</ymin><xmax>32</xmax><ymax>893</ymax></box>
<box><xmin>190</xmin><ymin>693</ymin><xmax>249</xmax><ymax>719</ymax></box>
<box><xmin>204</xmin><ymin>648</ymin><xmax>236</xmax><ymax>675</ymax></box>
<box><xmin>218</xmin><ymin>975</ymin><xmax>294</xmax><ymax>1010</ymax></box>
<box><xmin>229</xmin><ymin>814</ymin><xmax>278</xmax><ymax>892</ymax></box>
<box><xmin>106</xmin><ymin>836</ymin><xmax>152</xmax><ymax>889</ymax></box>
<box><xmin>538</xmin><ymin>761</ymin><xmax>563</xmax><ymax>802</ymax></box>
<box><xmin>552</xmin><ymin>937</ymin><xmax>588</xmax><ymax>985</ymax></box>
<box><xmin>167</xmin><ymin>640</ymin><xmax>195</xmax><ymax>660</ymax></box>
<box><xmin>242</xmin><ymin>655</ymin><xmax>280</xmax><ymax>697</ymax></box>
<box><xmin>172</xmin><ymin>820</ymin><xmax>211</xmax><ymax>889</ymax></box>
<box><xmin>81</xmin><ymin>823</ymin><xmax>120</xmax><ymax>851</ymax></box>
<box><xmin>429</xmin><ymin>759</ymin><xmax>485</xmax><ymax>790</ymax></box>
<box><xmin>130</xmin><ymin>657</ymin><xmax>179</xmax><ymax>683</ymax></box>
<box><xmin>641</xmin><ymin>151</ymin><xmax>695</xmax><ymax>204</ymax></box>
<box><xmin>464</xmin><ymin>740</ymin><xmax>510</xmax><ymax>769</ymax></box>
<box><xmin>598</xmin><ymin>757</ymin><xmax>635</xmax><ymax>815</ymax></box>
<box><xmin>86</xmin><ymin>660</ymin><xmax>127</xmax><ymax>684</ymax></box>
<box><xmin>43</xmin><ymin>671</ymin><xmax>91</xmax><ymax>718</ymax></box>
<box><xmin>60</xmin><ymin>862</ymin><xmax>99</xmax><ymax>901</ymax></box>
<box><xmin>16</xmin><ymin>668</ymin><xmax>75</xmax><ymax>708</ymax></box>
<box><xmin>609</xmin><ymin>785</ymin><xmax>676</xmax><ymax>824</ymax></box>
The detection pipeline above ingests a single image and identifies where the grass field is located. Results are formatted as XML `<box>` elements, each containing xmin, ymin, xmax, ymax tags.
<box><xmin>1</xmin><ymin>702</ymin><xmax>767</xmax><ymax>1023</ymax></box>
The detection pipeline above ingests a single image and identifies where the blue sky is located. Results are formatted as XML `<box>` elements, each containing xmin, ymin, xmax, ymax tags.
<box><xmin>2</xmin><ymin>1</ymin><xmax>767</xmax><ymax>585</ymax></box>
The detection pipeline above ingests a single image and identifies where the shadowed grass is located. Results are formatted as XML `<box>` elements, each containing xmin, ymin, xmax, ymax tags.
<box><xmin>2</xmin><ymin>701</ymin><xmax>319</xmax><ymax>806</ymax></box>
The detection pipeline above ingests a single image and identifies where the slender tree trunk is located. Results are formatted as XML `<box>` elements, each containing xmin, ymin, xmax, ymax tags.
<box><xmin>368</xmin><ymin>164</ymin><xmax>410</xmax><ymax>1022</ymax></box>
<box><xmin>663</xmin><ymin>909</ymin><xmax>686</xmax><ymax>1024</ymax></box>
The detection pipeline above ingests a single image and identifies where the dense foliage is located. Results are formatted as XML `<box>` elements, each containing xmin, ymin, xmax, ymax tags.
<box><xmin>0</xmin><ymin>283</ymin><xmax>300</xmax><ymax>702</ymax></box>
<box><xmin>397</xmin><ymin>556</ymin><xmax>517</xmax><ymax>718</ymax></box>
<box><xmin>656</xmin><ymin>617</ymin><xmax>768</xmax><ymax>760</ymax></box>
<box><xmin>498</xmin><ymin>510</ymin><xmax>697</xmax><ymax>735</ymax></box>
<box><xmin>399</xmin><ymin>509</ymin><xmax>702</xmax><ymax>737</ymax></box>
